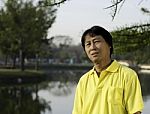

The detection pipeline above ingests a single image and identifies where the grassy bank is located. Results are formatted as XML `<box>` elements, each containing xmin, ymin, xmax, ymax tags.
<box><xmin>0</xmin><ymin>69</ymin><xmax>45</xmax><ymax>77</ymax></box>
<box><xmin>0</xmin><ymin>69</ymin><xmax>46</xmax><ymax>86</ymax></box>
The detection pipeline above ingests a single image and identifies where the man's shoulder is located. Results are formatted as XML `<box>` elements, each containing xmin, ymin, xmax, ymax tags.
<box><xmin>119</xmin><ymin>64</ymin><xmax>138</xmax><ymax>81</ymax></box>
<box><xmin>80</xmin><ymin>69</ymin><xmax>93</xmax><ymax>81</ymax></box>
<box><xmin>120</xmin><ymin>64</ymin><xmax>137</xmax><ymax>74</ymax></box>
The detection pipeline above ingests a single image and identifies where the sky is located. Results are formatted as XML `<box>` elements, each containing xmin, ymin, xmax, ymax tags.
<box><xmin>48</xmin><ymin>0</ymin><xmax>150</xmax><ymax>45</ymax></box>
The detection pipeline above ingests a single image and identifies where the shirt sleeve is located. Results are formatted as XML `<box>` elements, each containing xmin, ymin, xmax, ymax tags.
<box><xmin>72</xmin><ymin>80</ymin><xmax>83</xmax><ymax>114</ymax></box>
<box><xmin>124</xmin><ymin>71</ymin><xmax>144</xmax><ymax>114</ymax></box>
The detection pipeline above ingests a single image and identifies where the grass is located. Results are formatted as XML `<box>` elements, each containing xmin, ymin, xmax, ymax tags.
<box><xmin>0</xmin><ymin>69</ymin><xmax>45</xmax><ymax>77</ymax></box>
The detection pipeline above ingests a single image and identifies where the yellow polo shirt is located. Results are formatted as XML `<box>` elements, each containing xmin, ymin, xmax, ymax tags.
<box><xmin>72</xmin><ymin>60</ymin><xmax>144</xmax><ymax>114</ymax></box>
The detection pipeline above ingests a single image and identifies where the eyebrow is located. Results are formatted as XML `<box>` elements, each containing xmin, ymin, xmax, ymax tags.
<box><xmin>85</xmin><ymin>38</ymin><xmax>102</xmax><ymax>42</ymax></box>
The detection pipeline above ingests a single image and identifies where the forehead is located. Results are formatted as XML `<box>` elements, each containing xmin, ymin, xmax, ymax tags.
<box><xmin>84</xmin><ymin>35</ymin><xmax>105</xmax><ymax>42</ymax></box>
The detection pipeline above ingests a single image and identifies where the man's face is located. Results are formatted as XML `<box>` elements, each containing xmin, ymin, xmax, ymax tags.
<box><xmin>84</xmin><ymin>35</ymin><xmax>111</xmax><ymax>64</ymax></box>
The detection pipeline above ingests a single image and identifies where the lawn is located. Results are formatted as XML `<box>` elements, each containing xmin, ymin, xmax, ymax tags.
<box><xmin>0</xmin><ymin>69</ymin><xmax>45</xmax><ymax>77</ymax></box>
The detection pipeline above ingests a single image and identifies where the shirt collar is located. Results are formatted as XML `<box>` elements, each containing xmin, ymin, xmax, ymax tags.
<box><xmin>105</xmin><ymin>60</ymin><xmax>120</xmax><ymax>72</ymax></box>
<box><xmin>90</xmin><ymin>60</ymin><xmax>120</xmax><ymax>75</ymax></box>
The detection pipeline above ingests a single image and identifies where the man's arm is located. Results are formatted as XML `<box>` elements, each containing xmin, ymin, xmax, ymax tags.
<box><xmin>124</xmin><ymin>71</ymin><xmax>144</xmax><ymax>114</ymax></box>
<box><xmin>72</xmin><ymin>82</ymin><xmax>83</xmax><ymax>114</ymax></box>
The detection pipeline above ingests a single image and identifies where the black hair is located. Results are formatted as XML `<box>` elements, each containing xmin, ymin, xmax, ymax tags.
<box><xmin>81</xmin><ymin>26</ymin><xmax>113</xmax><ymax>56</ymax></box>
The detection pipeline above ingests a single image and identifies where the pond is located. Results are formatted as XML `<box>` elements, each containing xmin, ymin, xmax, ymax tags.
<box><xmin>0</xmin><ymin>70</ymin><xmax>150</xmax><ymax>114</ymax></box>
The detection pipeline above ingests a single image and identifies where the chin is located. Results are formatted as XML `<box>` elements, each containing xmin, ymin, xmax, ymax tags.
<box><xmin>91</xmin><ymin>58</ymin><xmax>100</xmax><ymax>64</ymax></box>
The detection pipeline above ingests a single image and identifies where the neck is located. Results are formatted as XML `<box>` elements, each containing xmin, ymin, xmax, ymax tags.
<box><xmin>94</xmin><ymin>59</ymin><xmax>112</xmax><ymax>73</ymax></box>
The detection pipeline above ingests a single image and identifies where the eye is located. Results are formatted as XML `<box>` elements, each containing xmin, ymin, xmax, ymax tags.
<box><xmin>85</xmin><ymin>42</ymin><xmax>91</xmax><ymax>46</ymax></box>
<box><xmin>94</xmin><ymin>40</ymin><xmax>101</xmax><ymax>44</ymax></box>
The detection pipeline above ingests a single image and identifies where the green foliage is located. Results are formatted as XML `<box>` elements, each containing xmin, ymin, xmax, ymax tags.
<box><xmin>0</xmin><ymin>0</ymin><xmax>57</xmax><ymax>67</ymax></box>
<box><xmin>111</xmin><ymin>23</ymin><xmax>150</xmax><ymax>64</ymax></box>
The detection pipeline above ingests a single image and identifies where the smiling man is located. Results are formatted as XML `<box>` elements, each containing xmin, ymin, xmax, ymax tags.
<box><xmin>72</xmin><ymin>26</ymin><xmax>144</xmax><ymax>114</ymax></box>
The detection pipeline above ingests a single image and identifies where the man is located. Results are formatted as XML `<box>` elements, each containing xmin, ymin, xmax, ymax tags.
<box><xmin>72</xmin><ymin>26</ymin><xmax>144</xmax><ymax>114</ymax></box>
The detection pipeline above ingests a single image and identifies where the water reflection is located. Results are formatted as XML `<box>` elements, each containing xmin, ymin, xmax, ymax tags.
<box><xmin>45</xmin><ymin>70</ymin><xmax>150</xmax><ymax>98</ymax></box>
<box><xmin>0</xmin><ymin>70</ymin><xmax>150</xmax><ymax>114</ymax></box>
<box><xmin>139</xmin><ymin>73</ymin><xmax>150</xmax><ymax>101</ymax></box>
<box><xmin>0</xmin><ymin>86</ymin><xmax>51</xmax><ymax>114</ymax></box>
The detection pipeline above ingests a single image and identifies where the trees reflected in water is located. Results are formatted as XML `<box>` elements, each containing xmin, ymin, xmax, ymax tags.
<box><xmin>47</xmin><ymin>82</ymin><xmax>72</xmax><ymax>96</ymax></box>
<box><xmin>0</xmin><ymin>70</ymin><xmax>150</xmax><ymax>114</ymax></box>
<box><xmin>0</xmin><ymin>86</ymin><xmax>51</xmax><ymax>114</ymax></box>
<box><xmin>138</xmin><ymin>73</ymin><xmax>150</xmax><ymax>101</ymax></box>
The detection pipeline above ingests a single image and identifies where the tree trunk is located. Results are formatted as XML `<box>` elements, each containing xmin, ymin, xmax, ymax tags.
<box><xmin>4</xmin><ymin>54</ymin><xmax>8</xmax><ymax>66</ymax></box>
<box><xmin>35</xmin><ymin>53</ymin><xmax>39</xmax><ymax>70</ymax></box>
<box><xmin>20</xmin><ymin>49</ymin><xmax>25</xmax><ymax>71</ymax></box>
<box><xmin>12</xmin><ymin>54</ymin><xmax>16</xmax><ymax>68</ymax></box>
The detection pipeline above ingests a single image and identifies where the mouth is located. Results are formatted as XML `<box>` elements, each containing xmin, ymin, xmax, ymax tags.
<box><xmin>91</xmin><ymin>52</ymin><xmax>99</xmax><ymax>57</ymax></box>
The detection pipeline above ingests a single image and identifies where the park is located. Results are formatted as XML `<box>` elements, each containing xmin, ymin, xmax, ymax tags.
<box><xmin>0</xmin><ymin>0</ymin><xmax>150</xmax><ymax>114</ymax></box>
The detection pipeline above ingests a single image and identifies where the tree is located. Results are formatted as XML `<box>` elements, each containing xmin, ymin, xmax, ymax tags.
<box><xmin>141</xmin><ymin>7</ymin><xmax>150</xmax><ymax>15</ymax></box>
<box><xmin>0</xmin><ymin>0</ymin><xmax>57</xmax><ymax>70</ymax></box>
<box><xmin>38</xmin><ymin>0</ymin><xmax>149</xmax><ymax>20</ymax></box>
<box><xmin>38</xmin><ymin>0</ymin><xmax>67</xmax><ymax>6</ymax></box>
<box><xmin>104</xmin><ymin>0</ymin><xmax>150</xmax><ymax>20</ymax></box>
<box><xmin>39</xmin><ymin>0</ymin><xmax>150</xmax><ymax>20</ymax></box>
<box><xmin>0</xmin><ymin>6</ymin><xmax>19</xmax><ymax>66</ymax></box>
<box><xmin>111</xmin><ymin>23</ymin><xmax>150</xmax><ymax>64</ymax></box>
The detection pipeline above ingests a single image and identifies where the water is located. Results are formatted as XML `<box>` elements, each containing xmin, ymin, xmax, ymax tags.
<box><xmin>0</xmin><ymin>70</ymin><xmax>150</xmax><ymax>114</ymax></box>
<box><xmin>38</xmin><ymin>82</ymin><xmax>76</xmax><ymax>114</ymax></box>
